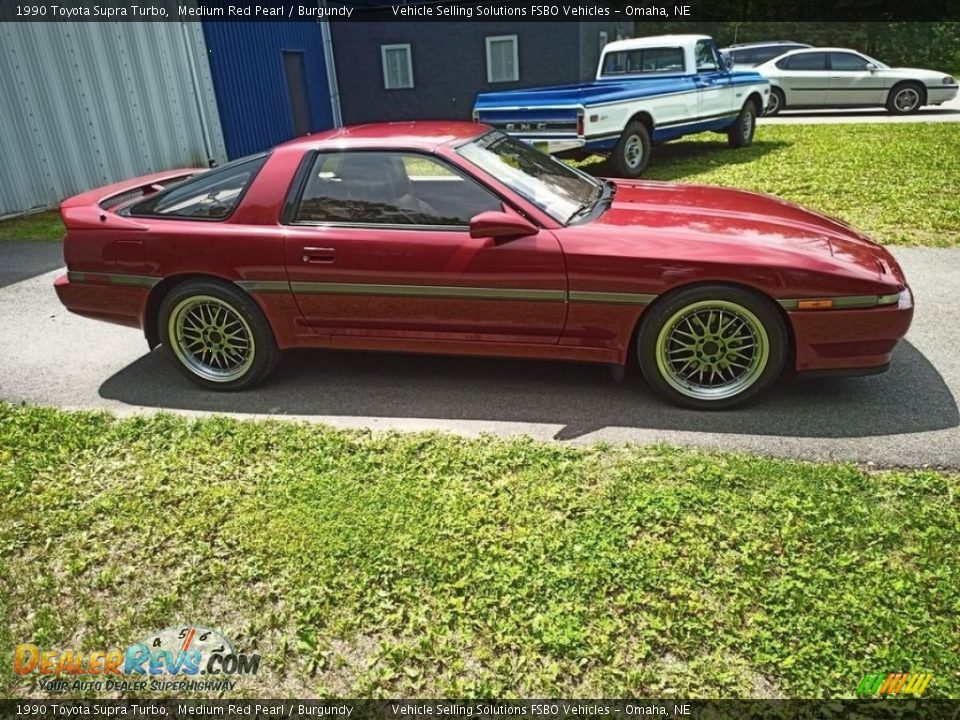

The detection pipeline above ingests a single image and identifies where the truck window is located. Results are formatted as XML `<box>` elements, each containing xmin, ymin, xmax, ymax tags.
<box><xmin>601</xmin><ymin>47</ymin><xmax>684</xmax><ymax>76</ymax></box>
<box><xmin>695</xmin><ymin>41</ymin><xmax>721</xmax><ymax>72</ymax></box>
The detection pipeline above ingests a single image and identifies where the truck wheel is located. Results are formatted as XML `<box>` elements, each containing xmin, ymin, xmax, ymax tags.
<box><xmin>727</xmin><ymin>102</ymin><xmax>756</xmax><ymax>148</ymax></box>
<box><xmin>610</xmin><ymin>122</ymin><xmax>651</xmax><ymax>178</ymax></box>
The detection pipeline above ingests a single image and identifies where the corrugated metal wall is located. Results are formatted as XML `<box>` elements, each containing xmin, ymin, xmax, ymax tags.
<box><xmin>203</xmin><ymin>22</ymin><xmax>334</xmax><ymax>159</ymax></box>
<box><xmin>0</xmin><ymin>22</ymin><xmax>228</xmax><ymax>217</ymax></box>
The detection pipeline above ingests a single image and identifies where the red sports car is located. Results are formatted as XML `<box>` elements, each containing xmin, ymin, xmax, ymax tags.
<box><xmin>55</xmin><ymin>122</ymin><xmax>913</xmax><ymax>409</ymax></box>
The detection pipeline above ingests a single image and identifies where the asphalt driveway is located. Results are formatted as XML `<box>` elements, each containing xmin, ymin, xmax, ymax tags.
<box><xmin>0</xmin><ymin>245</ymin><xmax>957</xmax><ymax>468</ymax></box>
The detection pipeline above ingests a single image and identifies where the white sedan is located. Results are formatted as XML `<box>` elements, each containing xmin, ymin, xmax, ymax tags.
<box><xmin>756</xmin><ymin>47</ymin><xmax>958</xmax><ymax>115</ymax></box>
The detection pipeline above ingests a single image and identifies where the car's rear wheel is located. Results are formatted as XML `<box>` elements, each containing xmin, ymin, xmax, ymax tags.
<box><xmin>159</xmin><ymin>279</ymin><xmax>279</xmax><ymax>391</ymax></box>
<box><xmin>727</xmin><ymin>101</ymin><xmax>757</xmax><ymax>148</ymax></box>
<box><xmin>765</xmin><ymin>87</ymin><xmax>785</xmax><ymax>116</ymax></box>
<box><xmin>637</xmin><ymin>286</ymin><xmax>788</xmax><ymax>409</ymax></box>
<box><xmin>610</xmin><ymin>121</ymin><xmax>651</xmax><ymax>178</ymax></box>
<box><xmin>887</xmin><ymin>82</ymin><xmax>924</xmax><ymax>114</ymax></box>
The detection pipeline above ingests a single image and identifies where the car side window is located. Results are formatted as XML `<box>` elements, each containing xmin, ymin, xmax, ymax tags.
<box><xmin>293</xmin><ymin>151</ymin><xmax>503</xmax><ymax>227</ymax></box>
<box><xmin>829</xmin><ymin>52</ymin><xmax>870</xmax><ymax>71</ymax></box>
<box><xmin>780</xmin><ymin>52</ymin><xmax>828</xmax><ymax>71</ymax></box>
<box><xmin>695</xmin><ymin>41</ymin><xmax>720</xmax><ymax>72</ymax></box>
<box><xmin>129</xmin><ymin>154</ymin><xmax>267</xmax><ymax>220</ymax></box>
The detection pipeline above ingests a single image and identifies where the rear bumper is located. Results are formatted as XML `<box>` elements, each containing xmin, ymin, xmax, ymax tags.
<box><xmin>54</xmin><ymin>273</ymin><xmax>148</xmax><ymax>329</ymax></box>
<box><xmin>788</xmin><ymin>286</ymin><xmax>914</xmax><ymax>373</ymax></box>
<box><xmin>517</xmin><ymin>138</ymin><xmax>586</xmax><ymax>154</ymax></box>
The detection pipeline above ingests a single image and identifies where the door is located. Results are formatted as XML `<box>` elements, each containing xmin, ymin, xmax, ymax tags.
<box><xmin>283</xmin><ymin>51</ymin><xmax>312</xmax><ymax>136</ymax></box>
<box><xmin>775</xmin><ymin>51</ymin><xmax>829</xmax><ymax>106</ymax></box>
<box><xmin>284</xmin><ymin>150</ymin><xmax>567</xmax><ymax>344</ymax></box>
<box><xmin>694</xmin><ymin>40</ymin><xmax>736</xmax><ymax>119</ymax></box>
<box><xmin>826</xmin><ymin>52</ymin><xmax>885</xmax><ymax>106</ymax></box>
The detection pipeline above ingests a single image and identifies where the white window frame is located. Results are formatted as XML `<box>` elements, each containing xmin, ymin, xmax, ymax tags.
<box><xmin>381</xmin><ymin>43</ymin><xmax>414</xmax><ymax>90</ymax></box>
<box><xmin>485</xmin><ymin>35</ymin><xmax>519</xmax><ymax>84</ymax></box>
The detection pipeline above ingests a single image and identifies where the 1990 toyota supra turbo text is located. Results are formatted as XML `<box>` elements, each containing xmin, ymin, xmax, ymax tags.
<box><xmin>55</xmin><ymin>122</ymin><xmax>913</xmax><ymax>409</ymax></box>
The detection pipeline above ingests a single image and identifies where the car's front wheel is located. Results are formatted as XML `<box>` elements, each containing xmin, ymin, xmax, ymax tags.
<box><xmin>637</xmin><ymin>286</ymin><xmax>788</xmax><ymax>410</ymax></box>
<box><xmin>159</xmin><ymin>279</ymin><xmax>279</xmax><ymax>391</ymax></box>
<box><xmin>887</xmin><ymin>82</ymin><xmax>924</xmax><ymax>114</ymax></box>
<box><xmin>727</xmin><ymin>101</ymin><xmax>757</xmax><ymax>148</ymax></box>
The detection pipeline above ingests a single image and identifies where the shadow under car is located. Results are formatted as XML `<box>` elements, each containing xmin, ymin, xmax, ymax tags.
<box><xmin>99</xmin><ymin>340</ymin><xmax>958</xmax><ymax>442</ymax></box>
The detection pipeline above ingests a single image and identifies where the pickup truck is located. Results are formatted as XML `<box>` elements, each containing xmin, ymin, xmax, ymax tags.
<box><xmin>473</xmin><ymin>34</ymin><xmax>770</xmax><ymax>177</ymax></box>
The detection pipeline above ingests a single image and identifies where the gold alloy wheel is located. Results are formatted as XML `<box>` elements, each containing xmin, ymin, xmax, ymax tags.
<box><xmin>655</xmin><ymin>300</ymin><xmax>771</xmax><ymax>401</ymax></box>
<box><xmin>168</xmin><ymin>295</ymin><xmax>256</xmax><ymax>383</ymax></box>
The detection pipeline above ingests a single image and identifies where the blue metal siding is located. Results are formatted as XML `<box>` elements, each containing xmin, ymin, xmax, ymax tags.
<box><xmin>202</xmin><ymin>22</ymin><xmax>334</xmax><ymax>159</ymax></box>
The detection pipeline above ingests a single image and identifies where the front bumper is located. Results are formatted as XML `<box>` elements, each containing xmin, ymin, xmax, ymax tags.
<box><xmin>788</xmin><ymin>286</ymin><xmax>914</xmax><ymax>374</ymax></box>
<box><xmin>927</xmin><ymin>85</ymin><xmax>958</xmax><ymax>105</ymax></box>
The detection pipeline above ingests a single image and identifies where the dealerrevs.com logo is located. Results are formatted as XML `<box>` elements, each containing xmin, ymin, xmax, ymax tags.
<box><xmin>14</xmin><ymin>626</ymin><xmax>261</xmax><ymax>693</ymax></box>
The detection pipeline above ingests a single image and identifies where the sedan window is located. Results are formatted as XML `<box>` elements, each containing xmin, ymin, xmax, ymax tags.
<box><xmin>829</xmin><ymin>52</ymin><xmax>871</xmax><ymax>71</ymax></box>
<box><xmin>778</xmin><ymin>52</ymin><xmax>828</xmax><ymax>71</ymax></box>
<box><xmin>293</xmin><ymin>151</ymin><xmax>502</xmax><ymax>227</ymax></box>
<box><xmin>129</xmin><ymin>154</ymin><xmax>267</xmax><ymax>220</ymax></box>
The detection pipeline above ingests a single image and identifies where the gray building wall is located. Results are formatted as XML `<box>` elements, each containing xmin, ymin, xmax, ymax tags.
<box><xmin>331</xmin><ymin>22</ymin><xmax>630</xmax><ymax>125</ymax></box>
<box><xmin>0</xmin><ymin>22</ymin><xmax>227</xmax><ymax>217</ymax></box>
<box><xmin>578</xmin><ymin>22</ymin><xmax>634</xmax><ymax>80</ymax></box>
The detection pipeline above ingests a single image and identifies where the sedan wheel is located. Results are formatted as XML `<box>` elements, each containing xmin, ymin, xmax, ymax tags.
<box><xmin>765</xmin><ymin>88</ymin><xmax>785</xmax><ymax>116</ymax></box>
<box><xmin>638</xmin><ymin>287</ymin><xmax>787</xmax><ymax>409</ymax></box>
<box><xmin>159</xmin><ymin>279</ymin><xmax>279</xmax><ymax>391</ymax></box>
<box><xmin>888</xmin><ymin>84</ymin><xmax>923</xmax><ymax>114</ymax></box>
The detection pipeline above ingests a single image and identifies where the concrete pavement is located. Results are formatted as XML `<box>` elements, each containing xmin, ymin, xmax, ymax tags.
<box><xmin>1</xmin><ymin>246</ymin><xmax>957</xmax><ymax>469</ymax></box>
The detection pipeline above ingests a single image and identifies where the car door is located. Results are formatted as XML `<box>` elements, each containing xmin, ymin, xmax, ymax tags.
<box><xmin>283</xmin><ymin>149</ymin><xmax>567</xmax><ymax>344</ymax></box>
<box><xmin>774</xmin><ymin>51</ymin><xmax>829</xmax><ymax>106</ymax></box>
<box><xmin>826</xmin><ymin>51</ymin><xmax>885</xmax><ymax>106</ymax></box>
<box><xmin>694</xmin><ymin>39</ymin><xmax>736</xmax><ymax>118</ymax></box>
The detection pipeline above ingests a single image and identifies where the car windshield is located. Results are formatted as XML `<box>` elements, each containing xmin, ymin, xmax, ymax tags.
<box><xmin>457</xmin><ymin>131</ymin><xmax>601</xmax><ymax>224</ymax></box>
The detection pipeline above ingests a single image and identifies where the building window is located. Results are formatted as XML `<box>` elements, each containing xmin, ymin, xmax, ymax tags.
<box><xmin>485</xmin><ymin>35</ymin><xmax>519</xmax><ymax>83</ymax></box>
<box><xmin>381</xmin><ymin>44</ymin><xmax>413</xmax><ymax>89</ymax></box>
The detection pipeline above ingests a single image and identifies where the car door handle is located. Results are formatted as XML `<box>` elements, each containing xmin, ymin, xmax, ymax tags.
<box><xmin>302</xmin><ymin>246</ymin><xmax>336</xmax><ymax>263</ymax></box>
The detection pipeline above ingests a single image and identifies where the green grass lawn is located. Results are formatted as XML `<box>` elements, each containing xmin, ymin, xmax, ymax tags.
<box><xmin>0</xmin><ymin>210</ymin><xmax>63</xmax><ymax>242</ymax></box>
<box><xmin>1</xmin><ymin>403</ymin><xmax>956</xmax><ymax>699</ymax></box>
<box><xmin>575</xmin><ymin>123</ymin><xmax>960</xmax><ymax>247</ymax></box>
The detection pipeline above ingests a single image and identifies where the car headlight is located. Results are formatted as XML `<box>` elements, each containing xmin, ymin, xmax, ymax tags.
<box><xmin>944</xmin><ymin>76</ymin><xmax>957</xmax><ymax>85</ymax></box>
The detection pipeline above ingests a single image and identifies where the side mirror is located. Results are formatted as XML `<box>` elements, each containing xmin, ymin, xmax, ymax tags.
<box><xmin>865</xmin><ymin>62</ymin><xmax>878</xmax><ymax>72</ymax></box>
<box><xmin>469</xmin><ymin>211</ymin><xmax>538</xmax><ymax>240</ymax></box>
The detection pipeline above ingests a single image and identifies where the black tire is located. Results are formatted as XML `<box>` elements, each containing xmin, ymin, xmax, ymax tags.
<box><xmin>637</xmin><ymin>285</ymin><xmax>788</xmax><ymax>410</ymax></box>
<box><xmin>765</xmin><ymin>87</ymin><xmax>785</xmax><ymax>116</ymax></box>
<box><xmin>727</xmin><ymin>101</ymin><xmax>757</xmax><ymax>148</ymax></box>
<box><xmin>609</xmin><ymin>121</ymin><xmax>651</xmax><ymax>178</ymax></box>
<box><xmin>886</xmin><ymin>82</ymin><xmax>924</xmax><ymax>115</ymax></box>
<box><xmin>158</xmin><ymin>279</ymin><xmax>280</xmax><ymax>391</ymax></box>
